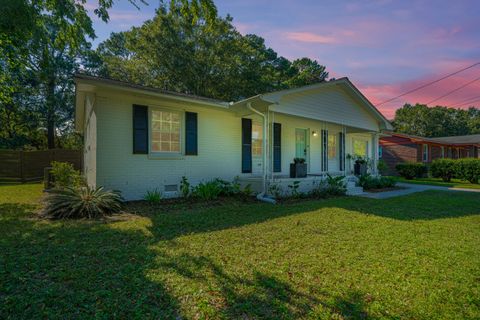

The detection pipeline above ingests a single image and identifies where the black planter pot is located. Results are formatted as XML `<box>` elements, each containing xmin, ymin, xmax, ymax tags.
<box><xmin>354</xmin><ymin>163</ymin><xmax>367</xmax><ymax>176</ymax></box>
<box><xmin>290</xmin><ymin>163</ymin><xmax>307</xmax><ymax>178</ymax></box>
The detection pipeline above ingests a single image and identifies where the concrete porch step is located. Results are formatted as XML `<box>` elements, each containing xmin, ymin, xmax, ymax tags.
<box><xmin>346</xmin><ymin>186</ymin><xmax>364</xmax><ymax>196</ymax></box>
<box><xmin>346</xmin><ymin>181</ymin><xmax>357</xmax><ymax>188</ymax></box>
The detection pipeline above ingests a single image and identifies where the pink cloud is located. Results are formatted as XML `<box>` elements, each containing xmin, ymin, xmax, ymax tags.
<box><xmin>284</xmin><ymin>32</ymin><xmax>337</xmax><ymax>44</ymax></box>
<box><xmin>233</xmin><ymin>22</ymin><xmax>253</xmax><ymax>35</ymax></box>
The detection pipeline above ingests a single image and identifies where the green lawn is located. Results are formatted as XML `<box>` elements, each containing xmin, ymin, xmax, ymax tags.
<box><xmin>392</xmin><ymin>176</ymin><xmax>480</xmax><ymax>189</ymax></box>
<box><xmin>1</xmin><ymin>184</ymin><xmax>479</xmax><ymax>319</ymax></box>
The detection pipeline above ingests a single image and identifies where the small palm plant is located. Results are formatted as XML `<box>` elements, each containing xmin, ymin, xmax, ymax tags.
<box><xmin>43</xmin><ymin>186</ymin><xmax>123</xmax><ymax>219</ymax></box>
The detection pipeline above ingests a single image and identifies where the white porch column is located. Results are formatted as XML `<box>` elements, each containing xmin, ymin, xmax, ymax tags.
<box><xmin>372</xmin><ymin>133</ymin><xmax>379</xmax><ymax>175</ymax></box>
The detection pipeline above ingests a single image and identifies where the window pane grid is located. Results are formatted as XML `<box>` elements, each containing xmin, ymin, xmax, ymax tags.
<box><xmin>353</xmin><ymin>139</ymin><xmax>368</xmax><ymax>157</ymax></box>
<box><xmin>151</xmin><ymin>110</ymin><xmax>181</xmax><ymax>153</ymax></box>
<box><xmin>252</xmin><ymin>123</ymin><xmax>263</xmax><ymax>156</ymax></box>
<box><xmin>328</xmin><ymin>135</ymin><xmax>337</xmax><ymax>159</ymax></box>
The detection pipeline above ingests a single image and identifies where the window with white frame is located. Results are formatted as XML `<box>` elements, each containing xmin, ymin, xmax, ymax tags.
<box><xmin>441</xmin><ymin>146</ymin><xmax>445</xmax><ymax>158</ymax></box>
<box><xmin>328</xmin><ymin>135</ymin><xmax>337</xmax><ymax>159</ymax></box>
<box><xmin>422</xmin><ymin>144</ymin><xmax>428</xmax><ymax>162</ymax></box>
<box><xmin>252</xmin><ymin>123</ymin><xmax>263</xmax><ymax>156</ymax></box>
<box><xmin>151</xmin><ymin>110</ymin><xmax>181</xmax><ymax>153</ymax></box>
<box><xmin>353</xmin><ymin>138</ymin><xmax>368</xmax><ymax>157</ymax></box>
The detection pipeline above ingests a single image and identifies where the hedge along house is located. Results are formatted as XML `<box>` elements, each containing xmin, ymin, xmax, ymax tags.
<box><xmin>75</xmin><ymin>74</ymin><xmax>392</xmax><ymax>200</ymax></box>
<box><xmin>380</xmin><ymin>132</ymin><xmax>480</xmax><ymax>175</ymax></box>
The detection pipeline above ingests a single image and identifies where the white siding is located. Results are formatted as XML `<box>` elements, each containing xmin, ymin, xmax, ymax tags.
<box><xmin>270</xmin><ymin>85</ymin><xmax>380</xmax><ymax>131</ymax></box>
<box><xmin>94</xmin><ymin>92</ymin><xmax>242</xmax><ymax>200</ymax></box>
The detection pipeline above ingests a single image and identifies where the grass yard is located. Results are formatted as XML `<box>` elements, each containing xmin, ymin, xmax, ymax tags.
<box><xmin>392</xmin><ymin>176</ymin><xmax>480</xmax><ymax>190</ymax></box>
<box><xmin>1</xmin><ymin>184</ymin><xmax>479</xmax><ymax>319</ymax></box>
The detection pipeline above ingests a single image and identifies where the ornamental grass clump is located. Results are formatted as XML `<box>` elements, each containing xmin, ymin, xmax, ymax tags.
<box><xmin>43</xmin><ymin>186</ymin><xmax>123</xmax><ymax>219</ymax></box>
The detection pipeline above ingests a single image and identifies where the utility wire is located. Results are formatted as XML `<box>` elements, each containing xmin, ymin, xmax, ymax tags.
<box><xmin>449</xmin><ymin>94</ymin><xmax>480</xmax><ymax>107</ymax></box>
<box><xmin>426</xmin><ymin>76</ymin><xmax>480</xmax><ymax>105</ymax></box>
<box><xmin>453</xmin><ymin>97</ymin><xmax>480</xmax><ymax>108</ymax></box>
<box><xmin>376</xmin><ymin>61</ymin><xmax>480</xmax><ymax>106</ymax></box>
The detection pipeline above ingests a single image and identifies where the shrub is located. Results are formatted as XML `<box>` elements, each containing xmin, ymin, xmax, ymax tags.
<box><xmin>287</xmin><ymin>180</ymin><xmax>302</xmax><ymax>197</ymax></box>
<box><xmin>395</xmin><ymin>162</ymin><xmax>427</xmax><ymax>179</ymax></box>
<box><xmin>43</xmin><ymin>186</ymin><xmax>123</xmax><ymax>219</ymax></box>
<box><xmin>268</xmin><ymin>182</ymin><xmax>284</xmax><ymax>199</ymax></box>
<box><xmin>50</xmin><ymin>161</ymin><xmax>83</xmax><ymax>189</ymax></box>
<box><xmin>325</xmin><ymin>174</ymin><xmax>347</xmax><ymax>196</ymax></box>
<box><xmin>430</xmin><ymin>159</ymin><xmax>456</xmax><ymax>182</ymax></box>
<box><xmin>144</xmin><ymin>189</ymin><xmax>162</xmax><ymax>204</ymax></box>
<box><xmin>455</xmin><ymin>158</ymin><xmax>480</xmax><ymax>184</ymax></box>
<box><xmin>192</xmin><ymin>180</ymin><xmax>223</xmax><ymax>201</ymax></box>
<box><xmin>377</xmin><ymin>159</ymin><xmax>388</xmax><ymax>175</ymax></box>
<box><xmin>180</xmin><ymin>176</ymin><xmax>191</xmax><ymax>198</ymax></box>
<box><xmin>309</xmin><ymin>174</ymin><xmax>346</xmax><ymax>198</ymax></box>
<box><xmin>358</xmin><ymin>174</ymin><xmax>396</xmax><ymax>190</ymax></box>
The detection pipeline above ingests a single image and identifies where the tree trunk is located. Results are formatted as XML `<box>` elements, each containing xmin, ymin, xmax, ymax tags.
<box><xmin>46</xmin><ymin>76</ymin><xmax>55</xmax><ymax>149</ymax></box>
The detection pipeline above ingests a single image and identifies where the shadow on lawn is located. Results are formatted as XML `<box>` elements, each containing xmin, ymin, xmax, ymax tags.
<box><xmin>3</xmin><ymin>189</ymin><xmax>478</xmax><ymax>318</ymax></box>
<box><xmin>152</xmin><ymin>247</ymin><xmax>379</xmax><ymax>319</ymax></box>
<box><xmin>0</xmin><ymin>203</ymin><xmax>181</xmax><ymax>319</ymax></box>
<box><xmin>0</xmin><ymin>200</ymin><xmax>383</xmax><ymax>319</ymax></box>
<box><xmin>133</xmin><ymin>190</ymin><xmax>480</xmax><ymax>242</ymax></box>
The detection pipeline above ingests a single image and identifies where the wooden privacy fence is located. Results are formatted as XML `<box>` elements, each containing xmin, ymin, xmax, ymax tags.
<box><xmin>0</xmin><ymin>149</ymin><xmax>82</xmax><ymax>182</ymax></box>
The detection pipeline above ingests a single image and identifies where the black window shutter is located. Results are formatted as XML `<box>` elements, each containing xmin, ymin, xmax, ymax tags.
<box><xmin>185</xmin><ymin>112</ymin><xmax>198</xmax><ymax>155</ymax></box>
<box><xmin>241</xmin><ymin>118</ymin><xmax>252</xmax><ymax>173</ymax></box>
<box><xmin>321</xmin><ymin>129</ymin><xmax>328</xmax><ymax>171</ymax></box>
<box><xmin>339</xmin><ymin>132</ymin><xmax>345</xmax><ymax>171</ymax></box>
<box><xmin>133</xmin><ymin>104</ymin><xmax>148</xmax><ymax>154</ymax></box>
<box><xmin>273</xmin><ymin>123</ymin><xmax>281</xmax><ymax>172</ymax></box>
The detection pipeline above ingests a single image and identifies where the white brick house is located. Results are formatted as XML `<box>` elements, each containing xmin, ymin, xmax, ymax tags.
<box><xmin>75</xmin><ymin>74</ymin><xmax>392</xmax><ymax>200</ymax></box>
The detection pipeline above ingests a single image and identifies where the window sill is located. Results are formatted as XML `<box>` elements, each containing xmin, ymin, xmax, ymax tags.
<box><xmin>147</xmin><ymin>153</ymin><xmax>185</xmax><ymax>160</ymax></box>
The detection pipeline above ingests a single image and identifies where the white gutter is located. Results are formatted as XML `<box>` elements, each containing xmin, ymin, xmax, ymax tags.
<box><xmin>247</xmin><ymin>102</ymin><xmax>276</xmax><ymax>204</ymax></box>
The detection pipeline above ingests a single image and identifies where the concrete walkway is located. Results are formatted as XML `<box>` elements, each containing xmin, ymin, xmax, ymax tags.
<box><xmin>358</xmin><ymin>182</ymin><xmax>480</xmax><ymax>199</ymax></box>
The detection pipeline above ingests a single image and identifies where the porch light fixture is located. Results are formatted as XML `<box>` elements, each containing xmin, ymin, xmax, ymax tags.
<box><xmin>312</xmin><ymin>131</ymin><xmax>318</xmax><ymax>137</ymax></box>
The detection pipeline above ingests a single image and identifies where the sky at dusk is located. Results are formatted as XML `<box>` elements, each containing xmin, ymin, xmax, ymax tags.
<box><xmin>86</xmin><ymin>0</ymin><xmax>480</xmax><ymax>118</ymax></box>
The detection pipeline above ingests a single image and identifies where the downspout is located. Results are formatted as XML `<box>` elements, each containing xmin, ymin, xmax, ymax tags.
<box><xmin>247</xmin><ymin>102</ymin><xmax>276</xmax><ymax>204</ymax></box>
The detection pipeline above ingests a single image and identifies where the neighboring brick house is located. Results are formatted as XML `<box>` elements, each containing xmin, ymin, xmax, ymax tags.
<box><xmin>379</xmin><ymin>132</ymin><xmax>480</xmax><ymax>175</ymax></box>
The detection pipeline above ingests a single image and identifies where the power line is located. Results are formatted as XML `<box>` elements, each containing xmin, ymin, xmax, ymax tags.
<box><xmin>450</xmin><ymin>94</ymin><xmax>480</xmax><ymax>107</ymax></box>
<box><xmin>376</xmin><ymin>61</ymin><xmax>480</xmax><ymax>106</ymax></box>
<box><xmin>453</xmin><ymin>97</ymin><xmax>480</xmax><ymax>108</ymax></box>
<box><xmin>426</xmin><ymin>76</ymin><xmax>480</xmax><ymax>105</ymax></box>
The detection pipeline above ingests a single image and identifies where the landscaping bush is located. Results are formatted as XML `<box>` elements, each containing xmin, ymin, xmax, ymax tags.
<box><xmin>43</xmin><ymin>186</ymin><xmax>123</xmax><ymax>219</ymax></box>
<box><xmin>50</xmin><ymin>161</ymin><xmax>84</xmax><ymax>189</ymax></box>
<box><xmin>430</xmin><ymin>159</ymin><xmax>456</xmax><ymax>182</ymax></box>
<box><xmin>310</xmin><ymin>174</ymin><xmax>346</xmax><ymax>198</ymax></box>
<box><xmin>325</xmin><ymin>174</ymin><xmax>347</xmax><ymax>195</ymax></box>
<box><xmin>144</xmin><ymin>189</ymin><xmax>162</xmax><ymax>204</ymax></box>
<box><xmin>395</xmin><ymin>162</ymin><xmax>427</xmax><ymax>179</ymax></box>
<box><xmin>185</xmin><ymin>177</ymin><xmax>252</xmax><ymax>201</ymax></box>
<box><xmin>455</xmin><ymin>158</ymin><xmax>480</xmax><ymax>184</ymax></box>
<box><xmin>377</xmin><ymin>159</ymin><xmax>389</xmax><ymax>175</ymax></box>
<box><xmin>191</xmin><ymin>180</ymin><xmax>223</xmax><ymax>201</ymax></box>
<box><xmin>358</xmin><ymin>174</ymin><xmax>396</xmax><ymax>190</ymax></box>
<box><xmin>180</xmin><ymin>176</ymin><xmax>191</xmax><ymax>198</ymax></box>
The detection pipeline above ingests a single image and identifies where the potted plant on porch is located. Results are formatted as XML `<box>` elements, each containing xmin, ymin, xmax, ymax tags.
<box><xmin>290</xmin><ymin>158</ymin><xmax>307</xmax><ymax>178</ymax></box>
<box><xmin>352</xmin><ymin>156</ymin><xmax>368</xmax><ymax>176</ymax></box>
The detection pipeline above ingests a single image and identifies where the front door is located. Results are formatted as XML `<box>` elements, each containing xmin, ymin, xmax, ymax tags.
<box><xmin>295</xmin><ymin>129</ymin><xmax>307</xmax><ymax>159</ymax></box>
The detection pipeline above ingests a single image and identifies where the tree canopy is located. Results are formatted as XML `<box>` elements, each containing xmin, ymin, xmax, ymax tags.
<box><xmin>392</xmin><ymin>103</ymin><xmax>480</xmax><ymax>137</ymax></box>
<box><xmin>92</xmin><ymin>4</ymin><xmax>328</xmax><ymax>102</ymax></box>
